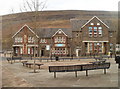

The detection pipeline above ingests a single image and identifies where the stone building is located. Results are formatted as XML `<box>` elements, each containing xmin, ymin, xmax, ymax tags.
<box><xmin>12</xmin><ymin>16</ymin><xmax>116</xmax><ymax>57</ymax></box>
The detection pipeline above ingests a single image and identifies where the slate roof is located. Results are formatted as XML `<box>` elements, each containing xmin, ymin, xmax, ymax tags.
<box><xmin>70</xmin><ymin>19</ymin><xmax>88</xmax><ymax>31</ymax></box>
<box><xmin>70</xmin><ymin>17</ymin><xmax>115</xmax><ymax>31</ymax></box>
<box><xmin>34</xmin><ymin>28</ymin><xmax>72</xmax><ymax>38</ymax></box>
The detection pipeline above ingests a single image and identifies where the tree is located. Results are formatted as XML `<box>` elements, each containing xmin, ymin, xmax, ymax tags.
<box><xmin>20</xmin><ymin>0</ymin><xmax>47</xmax><ymax>73</ymax></box>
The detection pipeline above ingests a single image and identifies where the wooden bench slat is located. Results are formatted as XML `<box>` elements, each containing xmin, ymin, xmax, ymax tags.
<box><xmin>49</xmin><ymin>62</ymin><xmax>110</xmax><ymax>78</ymax></box>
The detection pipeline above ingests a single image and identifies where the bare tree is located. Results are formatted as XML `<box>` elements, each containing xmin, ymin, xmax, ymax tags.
<box><xmin>20</xmin><ymin>0</ymin><xmax>47</xmax><ymax>73</ymax></box>
<box><xmin>20</xmin><ymin>0</ymin><xmax>47</xmax><ymax>28</ymax></box>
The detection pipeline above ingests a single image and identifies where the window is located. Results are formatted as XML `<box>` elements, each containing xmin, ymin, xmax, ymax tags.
<box><xmin>89</xmin><ymin>29</ymin><xmax>92</xmax><ymax>32</ymax></box>
<box><xmin>88</xmin><ymin>26</ymin><xmax>103</xmax><ymax>37</ymax></box>
<box><xmin>88</xmin><ymin>42</ymin><xmax>103</xmax><ymax>53</ymax></box>
<box><xmin>94</xmin><ymin>27</ymin><xmax>97</xmax><ymax>29</ymax></box>
<box><xmin>98</xmin><ymin>29</ymin><xmax>102</xmax><ymax>37</ymax></box>
<box><xmin>94</xmin><ymin>28</ymin><xmax>97</xmax><ymax>37</ymax></box>
<box><xmin>90</xmin><ymin>23</ymin><xmax>94</xmax><ymax>25</ymax></box>
<box><xmin>15</xmin><ymin>37</ymin><xmax>17</xmax><ymax>43</ymax></box>
<box><xmin>40</xmin><ymin>39</ymin><xmax>46</xmax><ymax>43</ymax></box>
<box><xmin>110</xmin><ymin>33</ymin><xmax>113</xmax><ymax>37</ymax></box>
<box><xmin>15</xmin><ymin>37</ymin><xmax>22</xmax><ymax>43</ymax></box>
<box><xmin>15</xmin><ymin>48</ymin><xmax>18</xmax><ymax>54</ymax></box>
<box><xmin>58</xmin><ymin>30</ymin><xmax>62</xmax><ymax>34</ymax></box>
<box><xmin>110</xmin><ymin>43</ymin><xmax>113</xmax><ymax>51</ymax></box>
<box><xmin>28</xmin><ymin>37</ymin><xmax>34</xmax><ymax>43</ymax></box>
<box><xmin>53</xmin><ymin>48</ymin><xmax>67</xmax><ymax>55</ymax></box>
<box><xmin>31</xmin><ymin>48</ymin><xmax>34</xmax><ymax>54</ymax></box>
<box><xmin>54</xmin><ymin>36</ymin><xmax>65</xmax><ymax>43</ymax></box>
<box><xmin>97</xmin><ymin>23</ymin><xmax>100</xmax><ymax>25</ymax></box>
<box><xmin>98</xmin><ymin>43</ymin><xmax>102</xmax><ymax>52</ymax></box>
<box><xmin>89</xmin><ymin>27</ymin><xmax>92</xmax><ymax>29</ymax></box>
<box><xmin>98</xmin><ymin>27</ymin><xmax>102</xmax><ymax>29</ymax></box>
<box><xmin>89</xmin><ymin>43</ymin><xmax>92</xmax><ymax>53</ymax></box>
<box><xmin>28</xmin><ymin>48</ymin><xmax>30</xmax><ymax>54</ymax></box>
<box><xmin>89</xmin><ymin>27</ymin><xmax>92</xmax><ymax>37</ymax></box>
<box><xmin>20</xmin><ymin>48</ymin><xmax>23</xmax><ymax>54</ymax></box>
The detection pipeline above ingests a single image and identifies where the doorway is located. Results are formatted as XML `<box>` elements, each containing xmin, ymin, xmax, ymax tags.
<box><xmin>41</xmin><ymin>50</ymin><xmax>44</xmax><ymax>56</ymax></box>
<box><xmin>76</xmin><ymin>49</ymin><xmax>81</xmax><ymax>57</ymax></box>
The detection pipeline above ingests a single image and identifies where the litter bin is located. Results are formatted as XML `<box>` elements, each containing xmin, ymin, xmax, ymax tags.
<box><xmin>56</xmin><ymin>56</ymin><xmax>59</xmax><ymax>61</ymax></box>
<box><xmin>115</xmin><ymin>56</ymin><xmax>120</xmax><ymax>68</ymax></box>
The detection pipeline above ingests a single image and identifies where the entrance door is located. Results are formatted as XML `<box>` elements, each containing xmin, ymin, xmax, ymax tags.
<box><xmin>76</xmin><ymin>49</ymin><xmax>81</xmax><ymax>57</ymax></box>
<box><xmin>41</xmin><ymin>50</ymin><xmax>44</xmax><ymax>56</ymax></box>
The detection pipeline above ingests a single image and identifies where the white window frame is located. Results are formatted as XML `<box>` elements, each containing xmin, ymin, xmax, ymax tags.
<box><xmin>20</xmin><ymin>48</ymin><xmax>23</xmax><ymax>54</ymax></box>
<box><xmin>28</xmin><ymin>48</ymin><xmax>30</xmax><ymax>54</ymax></box>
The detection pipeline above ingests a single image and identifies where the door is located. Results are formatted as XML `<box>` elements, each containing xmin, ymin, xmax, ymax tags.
<box><xmin>76</xmin><ymin>49</ymin><xmax>81</xmax><ymax>57</ymax></box>
<box><xmin>41</xmin><ymin>50</ymin><xmax>44</xmax><ymax>56</ymax></box>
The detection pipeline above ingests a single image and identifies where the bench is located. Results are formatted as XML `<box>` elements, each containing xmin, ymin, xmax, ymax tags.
<box><xmin>49</xmin><ymin>62</ymin><xmax>110</xmax><ymax>78</ymax></box>
<box><xmin>21</xmin><ymin>61</ymin><xmax>28</xmax><ymax>66</ymax></box>
<box><xmin>90</xmin><ymin>59</ymin><xmax>106</xmax><ymax>64</ymax></box>
<box><xmin>102</xmin><ymin>55</ymin><xmax>110</xmax><ymax>59</ymax></box>
<box><xmin>6</xmin><ymin>57</ymin><xmax>12</xmax><ymax>63</ymax></box>
<box><xmin>6</xmin><ymin>57</ymin><xmax>23</xmax><ymax>63</ymax></box>
<box><xmin>12</xmin><ymin>57</ymin><xmax>23</xmax><ymax>62</ymax></box>
<box><xmin>94</xmin><ymin>57</ymin><xmax>103</xmax><ymax>61</ymax></box>
<box><xmin>22</xmin><ymin>62</ymin><xmax>43</xmax><ymax>69</ymax></box>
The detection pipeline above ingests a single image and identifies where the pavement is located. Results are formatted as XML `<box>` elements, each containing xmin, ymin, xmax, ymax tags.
<box><xmin>2</xmin><ymin>57</ymin><xmax>118</xmax><ymax>87</ymax></box>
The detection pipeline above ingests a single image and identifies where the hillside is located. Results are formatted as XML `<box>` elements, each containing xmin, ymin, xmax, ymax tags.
<box><xmin>1</xmin><ymin>10</ymin><xmax>118</xmax><ymax>50</ymax></box>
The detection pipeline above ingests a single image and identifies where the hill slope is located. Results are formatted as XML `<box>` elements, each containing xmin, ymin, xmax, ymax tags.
<box><xmin>1</xmin><ymin>10</ymin><xmax>118</xmax><ymax>50</ymax></box>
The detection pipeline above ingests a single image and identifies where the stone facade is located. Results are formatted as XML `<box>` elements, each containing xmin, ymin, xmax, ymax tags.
<box><xmin>12</xmin><ymin>16</ymin><xmax>116</xmax><ymax>57</ymax></box>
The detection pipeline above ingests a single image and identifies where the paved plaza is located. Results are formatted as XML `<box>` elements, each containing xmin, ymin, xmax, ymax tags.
<box><xmin>2</xmin><ymin>57</ymin><xmax>118</xmax><ymax>87</ymax></box>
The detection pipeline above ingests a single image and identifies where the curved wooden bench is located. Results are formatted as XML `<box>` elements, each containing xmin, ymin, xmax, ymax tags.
<box><xmin>49</xmin><ymin>62</ymin><xmax>110</xmax><ymax>78</ymax></box>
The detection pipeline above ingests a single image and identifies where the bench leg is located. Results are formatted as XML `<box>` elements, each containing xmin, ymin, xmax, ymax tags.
<box><xmin>54</xmin><ymin>72</ymin><xmax>56</xmax><ymax>78</ymax></box>
<box><xmin>86</xmin><ymin>70</ymin><xmax>88</xmax><ymax>76</ymax></box>
<box><xmin>75</xmin><ymin>71</ymin><xmax>77</xmax><ymax>77</ymax></box>
<box><xmin>29</xmin><ymin>65</ymin><xmax>31</xmax><ymax>68</ymax></box>
<box><xmin>38</xmin><ymin>66</ymin><xmax>40</xmax><ymax>69</ymax></box>
<box><xmin>104</xmin><ymin>69</ymin><xmax>106</xmax><ymax>74</ymax></box>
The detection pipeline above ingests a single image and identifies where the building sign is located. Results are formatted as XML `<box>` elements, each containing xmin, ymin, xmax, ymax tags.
<box><xmin>46</xmin><ymin>45</ymin><xmax>50</xmax><ymax>50</ymax></box>
<box><xmin>55</xmin><ymin>44</ymin><xmax>65</xmax><ymax>47</ymax></box>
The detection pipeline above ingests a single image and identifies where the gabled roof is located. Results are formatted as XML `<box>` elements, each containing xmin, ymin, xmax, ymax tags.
<box><xmin>12</xmin><ymin>24</ymin><xmax>39</xmax><ymax>38</ymax></box>
<box><xmin>35</xmin><ymin>28</ymin><xmax>72</xmax><ymax>38</ymax></box>
<box><xmin>81</xmin><ymin>16</ymin><xmax>109</xmax><ymax>28</ymax></box>
<box><xmin>52</xmin><ymin>29</ymin><xmax>68</xmax><ymax>37</ymax></box>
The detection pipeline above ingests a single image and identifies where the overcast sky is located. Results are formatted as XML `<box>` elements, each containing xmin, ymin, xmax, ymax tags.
<box><xmin>0</xmin><ymin>0</ymin><xmax>120</xmax><ymax>15</ymax></box>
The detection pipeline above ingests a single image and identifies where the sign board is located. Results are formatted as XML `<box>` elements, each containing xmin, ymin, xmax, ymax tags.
<box><xmin>55</xmin><ymin>44</ymin><xmax>65</xmax><ymax>47</ymax></box>
<box><xmin>46</xmin><ymin>45</ymin><xmax>50</xmax><ymax>50</ymax></box>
